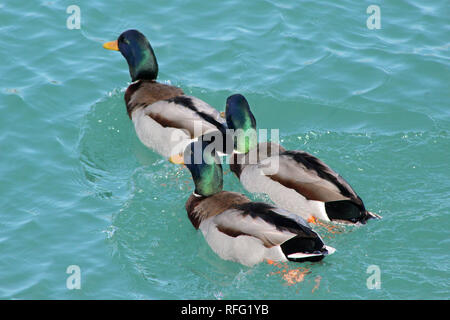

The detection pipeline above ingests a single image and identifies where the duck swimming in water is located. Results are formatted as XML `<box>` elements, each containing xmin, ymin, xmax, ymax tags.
<box><xmin>225</xmin><ymin>94</ymin><xmax>381</xmax><ymax>225</ymax></box>
<box><xmin>102</xmin><ymin>29</ymin><xmax>227</xmax><ymax>158</ymax></box>
<box><xmin>170</xmin><ymin>139</ymin><xmax>335</xmax><ymax>267</ymax></box>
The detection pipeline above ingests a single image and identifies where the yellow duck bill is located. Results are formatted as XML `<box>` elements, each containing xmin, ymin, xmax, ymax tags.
<box><xmin>103</xmin><ymin>40</ymin><xmax>119</xmax><ymax>51</ymax></box>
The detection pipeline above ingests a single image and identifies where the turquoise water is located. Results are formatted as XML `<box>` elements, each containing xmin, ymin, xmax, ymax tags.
<box><xmin>0</xmin><ymin>0</ymin><xmax>449</xmax><ymax>299</ymax></box>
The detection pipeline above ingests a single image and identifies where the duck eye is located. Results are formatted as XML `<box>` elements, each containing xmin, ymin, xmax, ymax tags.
<box><xmin>118</xmin><ymin>35</ymin><xmax>129</xmax><ymax>45</ymax></box>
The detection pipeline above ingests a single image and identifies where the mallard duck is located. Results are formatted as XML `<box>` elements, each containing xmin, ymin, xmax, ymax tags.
<box><xmin>102</xmin><ymin>29</ymin><xmax>227</xmax><ymax>158</ymax></box>
<box><xmin>170</xmin><ymin>139</ymin><xmax>335</xmax><ymax>267</ymax></box>
<box><xmin>225</xmin><ymin>94</ymin><xmax>381</xmax><ymax>225</ymax></box>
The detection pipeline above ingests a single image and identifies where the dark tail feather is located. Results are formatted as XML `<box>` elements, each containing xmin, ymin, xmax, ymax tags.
<box><xmin>325</xmin><ymin>200</ymin><xmax>364</xmax><ymax>223</ymax></box>
<box><xmin>325</xmin><ymin>200</ymin><xmax>381</xmax><ymax>224</ymax></box>
<box><xmin>280</xmin><ymin>235</ymin><xmax>328</xmax><ymax>263</ymax></box>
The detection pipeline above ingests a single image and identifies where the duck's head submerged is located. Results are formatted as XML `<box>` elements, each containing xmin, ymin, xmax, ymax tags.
<box><xmin>225</xmin><ymin>94</ymin><xmax>257</xmax><ymax>153</ymax></box>
<box><xmin>103</xmin><ymin>29</ymin><xmax>158</xmax><ymax>82</ymax></box>
<box><xmin>178</xmin><ymin>139</ymin><xmax>223</xmax><ymax>197</ymax></box>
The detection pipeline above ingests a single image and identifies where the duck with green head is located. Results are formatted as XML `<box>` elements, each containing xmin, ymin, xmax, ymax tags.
<box><xmin>225</xmin><ymin>94</ymin><xmax>381</xmax><ymax>225</ymax></box>
<box><xmin>103</xmin><ymin>29</ymin><xmax>228</xmax><ymax>158</ymax></box>
<box><xmin>170</xmin><ymin>138</ymin><xmax>335</xmax><ymax>267</ymax></box>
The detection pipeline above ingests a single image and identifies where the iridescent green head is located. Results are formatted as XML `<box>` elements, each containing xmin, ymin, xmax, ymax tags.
<box><xmin>225</xmin><ymin>94</ymin><xmax>257</xmax><ymax>153</ymax></box>
<box><xmin>183</xmin><ymin>140</ymin><xmax>223</xmax><ymax>197</ymax></box>
<box><xmin>103</xmin><ymin>29</ymin><xmax>159</xmax><ymax>82</ymax></box>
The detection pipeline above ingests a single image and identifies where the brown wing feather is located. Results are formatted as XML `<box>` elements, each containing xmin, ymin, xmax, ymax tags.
<box><xmin>125</xmin><ymin>80</ymin><xmax>184</xmax><ymax>118</ymax></box>
<box><xmin>185</xmin><ymin>191</ymin><xmax>250</xmax><ymax>229</ymax></box>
